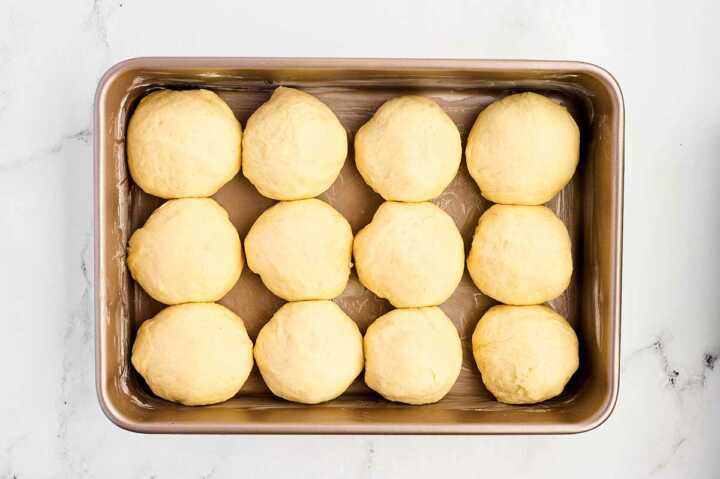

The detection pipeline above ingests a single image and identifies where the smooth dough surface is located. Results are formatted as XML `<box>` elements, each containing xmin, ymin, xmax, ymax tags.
<box><xmin>254</xmin><ymin>301</ymin><xmax>364</xmax><ymax>404</ymax></box>
<box><xmin>127</xmin><ymin>89</ymin><xmax>242</xmax><ymax>198</ymax></box>
<box><xmin>353</xmin><ymin>202</ymin><xmax>464</xmax><ymax>308</ymax></box>
<box><xmin>131</xmin><ymin>303</ymin><xmax>254</xmax><ymax>406</ymax></box>
<box><xmin>467</xmin><ymin>204</ymin><xmax>572</xmax><ymax>305</ymax></box>
<box><xmin>465</xmin><ymin>92</ymin><xmax>580</xmax><ymax>205</ymax></box>
<box><xmin>242</xmin><ymin>87</ymin><xmax>348</xmax><ymax>200</ymax></box>
<box><xmin>472</xmin><ymin>305</ymin><xmax>579</xmax><ymax>404</ymax></box>
<box><xmin>354</xmin><ymin>96</ymin><xmax>461</xmax><ymax>201</ymax></box>
<box><xmin>127</xmin><ymin>198</ymin><xmax>243</xmax><ymax>305</ymax></box>
<box><xmin>245</xmin><ymin>199</ymin><xmax>352</xmax><ymax>301</ymax></box>
<box><xmin>364</xmin><ymin>307</ymin><xmax>462</xmax><ymax>405</ymax></box>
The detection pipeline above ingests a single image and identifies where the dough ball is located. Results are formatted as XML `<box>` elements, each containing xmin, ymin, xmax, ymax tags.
<box><xmin>128</xmin><ymin>198</ymin><xmax>243</xmax><ymax>305</ymax></box>
<box><xmin>465</xmin><ymin>92</ymin><xmax>580</xmax><ymax>205</ymax></box>
<box><xmin>472</xmin><ymin>305</ymin><xmax>579</xmax><ymax>404</ymax></box>
<box><xmin>254</xmin><ymin>301</ymin><xmax>363</xmax><ymax>404</ymax></box>
<box><xmin>245</xmin><ymin>199</ymin><xmax>353</xmax><ymax>301</ymax></box>
<box><xmin>127</xmin><ymin>89</ymin><xmax>241</xmax><ymax>199</ymax></box>
<box><xmin>355</xmin><ymin>96</ymin><xmax>461</xmax><ymax>201</ymax></box>
<box><xmin>131</xmin><ymin>303</ymin><xmax>254</xmax><ymax>406</ymax></box>
<box><xmin>364</xmin><ymin>307</ymin><xmax>462</xmax><ymax>405</ymax></box>
<box><xmin>467</xmin><ymin>204</ymin><xmax>572</xmax><ymax>305</ymax></box>
<box><xmin>242</xmin><ymin>87</ymin><xmax>348</xmax><ymax>200</ymax></box>
<box><xmin>353</xmin><ymin>202</ymin><xmax>464</xmax><ymax>307</ymax></box>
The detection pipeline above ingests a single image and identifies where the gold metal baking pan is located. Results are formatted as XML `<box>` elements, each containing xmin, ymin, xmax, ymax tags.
<box><xmin>94</xmin><ymin>57</ymin><xmax>624</xmax><ymax>434</ymax></box>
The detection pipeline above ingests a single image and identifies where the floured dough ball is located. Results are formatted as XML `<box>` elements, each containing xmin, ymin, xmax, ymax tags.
<box><xmin>127</xmin><ymin>89</ymin><xmax>242</xmax><ymax>198</ymax></box>
<box><xmin>254</xmin><ymin>301</ymin><xmax>363</xmax><ymax>404</ymax></box>
<box><xmin>466</xmin><ymin>92</ymin><xmax>580</xmax><ymax>205</ymax></box>
<box><xmin>128</xmin><ymin>198</ymin><xmax>243</xmax><ymax>305</ymax></box>
<box><xmin>467</xmin><ymin>204</ymin><xmax>572</xmax><ymax>305</ymax></box>
<box><xmin>245</xmin><ymin>199</ymin><xmax>353</xmax><ymax>301</ymax></box>
<box><xmin>355</xmin><ymin>96</ymin><xmax>461</xmax><ymax>201</ymax></box>
<box><xmin>242</xmin><ymin>87</ymin><xmax>348</xmax><ymax>200</ymax></box>
<box><xmin>364</xmin><ymin>307</ymin><xmax>462</xmax><ymax>405</ymax></box>
<box><xmin>353</xmin><ymin>202</ymin><xmax>464</xmax><ymax>307</ymax></box>
<box><xmin>132</xmin><ymin>303</ymin><xmax>254</xmax><ymax>406</ymax></box>
<box><xmin>472</xmin><ymin>305</ymin><xmax>579</xmax><ymax>404</ymax></box>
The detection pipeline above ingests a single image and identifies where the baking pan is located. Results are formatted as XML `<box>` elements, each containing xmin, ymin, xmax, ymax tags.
<box><xmin>94</xmin><ymin>58</ymin><xmax>624</xmax><ymax>434</ymax></box>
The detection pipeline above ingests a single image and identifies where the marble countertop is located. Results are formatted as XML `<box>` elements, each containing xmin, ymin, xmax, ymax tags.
<box><xmin>1</xmin><ymin>0</ymin><xmax>718</xmax><ymax>477</ymax></box>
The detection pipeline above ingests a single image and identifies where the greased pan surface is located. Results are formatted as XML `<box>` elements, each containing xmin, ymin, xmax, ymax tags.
<box><xmin>94</xmin><ymin>58</ymin><xmax>623</xmax><ymax>434</ymax></box>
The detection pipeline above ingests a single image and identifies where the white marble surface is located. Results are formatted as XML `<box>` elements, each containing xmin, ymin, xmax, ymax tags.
<box><xmin>1</xmin><ymin>0</ymin><xmax>719</xmax><ymax>477</ymax></box>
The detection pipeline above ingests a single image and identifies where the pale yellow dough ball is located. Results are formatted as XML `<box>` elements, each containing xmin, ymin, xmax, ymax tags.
<box><xmin>242</xmin><ymin>87</ymin><xmax>348</xmax><ymax>200</ymax></box>
<box><xmin>244</xmin><ymin>199</ymin><xmax>353</xmax><ymax>301</ymax></box>
<box><xmin>364</xmin><ymin>307</ymin><xmax>462</xmax><ymax>405</ymax></box>
<box><xmin>127</xmin><ymin>89</ymin><xmax>242</xmax><ymax>199</ymax></box>
<box><xmin>467</xmin><ymin>204</ymin><xmax>572</xmax><ymax>305</ymax></box>
<box><xmin>355</xmin><ymin>96</ymin><xmax>461</xmax><ymax>201</ymax></box>
<box><xmin>472</xmin><ymin>305</ymin><xmax>579</xmax><ymax>404</ymax></box>
<box><xmin>465</xmin><ymin>92</ymin><xmax>580</xmax><ymax>205</ymax></box>
<box><xmin>131</xmin><ymin>303</ymin><xmax>254</xmax><ymax>406</ymax></box>
<box><xmin>353</xmin><ymin>201</ymin><xmax>464</xmax><ymax>308</ymax></box>
<box><xmin>254</xmin><ymin>301</ymin><xmax>364</xmax><ymax>404</ymax></box>
<box><xmin>127</xmin><ymin>198</ymin><xmax>243</xmax><ymax>305</ymax></box>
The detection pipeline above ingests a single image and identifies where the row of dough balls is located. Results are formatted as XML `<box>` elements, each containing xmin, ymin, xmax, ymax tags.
<box><xmin>128</xmin><ymin>87</ymin><xmax>579</xmax><ymax>205</ymax></box>
<box><xmin>130</xmin><ymin>197</ymin><xmax>568</xmax><ymax>311</ymax></box>
<box><xmin>132</xmin><ymin>300</ymin><xmax>578</xmax><ymax>406</ymax></box>
<box><xmin>463</xmin><ymin>94</ymin><xmax>579</xmax><ymax>404</ymax></box>
<box><xmin>131</xmin><ymin>301</ymin><xmax>460</xmax><ymax>406</ymax></box>
<box><xmin>126</xmin><ymin>86</ymin><xmax>348</xmax><ymax>201</ymax></box>
<box><xmin>126</xmin><ymin>195</ymin><xmax>573</xmax><ymax>309</ymax></box>
<box><xmin>127</xmin><ymin>197</ymin><xmax>458</xmax><ymax>307</ymax></box>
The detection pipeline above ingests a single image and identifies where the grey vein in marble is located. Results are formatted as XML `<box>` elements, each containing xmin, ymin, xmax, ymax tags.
<box><xmin>627</xmin><ymin>336</ymin><xmax>719</xmax><ymax>392</ymax></box>
<box><xmin>200</xmin><ymin>466</ymin><xmax>218</xmax><ymax>479</ymax></box>
<box><xmin>365</xmin><ymin>439</ymin><xmax>376</xmax><ymax>476</ymax></box>
<box><xmin>85</xmin><ymin>0</ymin><xmax>110</xmax><ymax>47</ymax></box>
<box><xmin>652</xmin><ymin>438</ymin><xmax>688</xmax><ymax>475</ymax></box>
<box><xmin>0</xmin><ymin>127</ymin><xmax>92</xmax><ymax>173</ymax></box>
<box><xmin>56</xmin><ymin>231</ymin><xmax>94</xmax><ymax>479</ymax></box>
